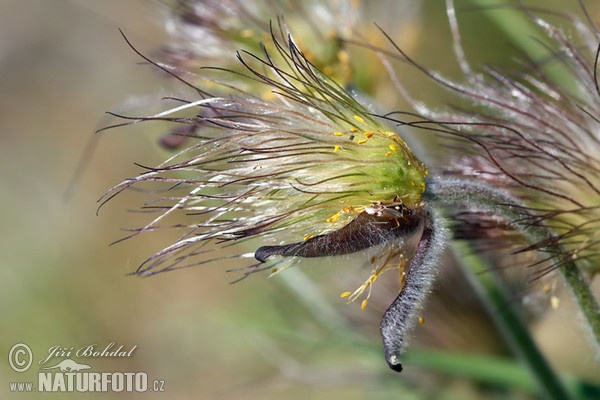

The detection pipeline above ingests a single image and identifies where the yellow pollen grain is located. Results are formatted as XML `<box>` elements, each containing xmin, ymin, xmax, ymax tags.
<box><xmin>385</xmin><ymin>151</ymin><xmax>393</xmax><ymax>157</ymax></box>
<box><xmin>334</xmin><ymin>145</ymin><xmax>341</xmax><ymax>152</ymax></box>
<box><xmin>389</xmin><ymin>144</ymin><xmax>398</xmax><ymax>151</ymax></box>
<box><xmin>262</xmin><ymin>91</ymin><xmax>278</xmax><ymax>101</ymax></box>
<box><xmin>240</xmin><ymin>29</ymin><xmax>255</xmax><ymax>38</ymax></box>
<box><xmin>327</xmin><ymin>212</ymin><xmax>340</xmax><ymax>223</ymax></box>
<box><xmin>357</xmin><ymin>139</ymin><xmax>367</xmax><ymax>145</ymax></box>
<box><xmin>351</xmin><ymin>127</ymin><xmax>359</xmax><ymax>133</ymax></box>
<box><xmin>340</xmin><ymin>291</ymin><xmax>351</xmax><ymax>298</ymax></box>
<box><xmin>354</xmin><ymin>115</ymin><xmax>364</xmax><ymax>123</ymax></box>
<box><xmin>333</xmin><ymin>131</ymin><xmax>344</xmax><ymax>136</ymax></box>
<box><xmin>364</xmin><ymin>131</ymin><xmax>374</xmax><ymax>138</ymax></box>
<box><xmin>361</xmin><ymin>299</ymin><xmax>369</xmax><ymax>310</ymax></box>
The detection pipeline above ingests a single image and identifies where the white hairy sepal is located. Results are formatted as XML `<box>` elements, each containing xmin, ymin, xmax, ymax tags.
<box><xmin>379</xmin><ymin>209</ymin><xmax>446</xmax><ymax>371</ymax></box>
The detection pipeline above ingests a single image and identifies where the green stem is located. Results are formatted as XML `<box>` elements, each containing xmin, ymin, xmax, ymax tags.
<box><xmin>561</xmin><ymin>262</ymin><xmax>600</xmax><ymax>353</ymax></box>
<box><xmin>426</xmin><ymin>177</ymin><xmax>600</xmax><ymax>398</ymax></box>
<box><xmin>453</xmin><ymin>241</ymin><xmax>572</xmax><ymax>400</ymax></box>
<box><xmin>426</xmin><ymin>178</ymin><xmax>600</xmax><ymax>351</ymax></box>
<box><xmin>404</xmin><ymin>348</ymin><xmax>599</xmax><ymax>397</ymax></box>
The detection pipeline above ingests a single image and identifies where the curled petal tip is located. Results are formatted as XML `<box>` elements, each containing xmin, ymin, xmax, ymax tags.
<box><xmin>386</xmin><ymin>355</ymin><xmax>403</xmax><ymax>372</ymax></box>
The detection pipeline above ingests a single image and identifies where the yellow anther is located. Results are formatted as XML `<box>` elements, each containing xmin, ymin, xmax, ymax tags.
<box><xmin>357</xmin><ymin>139</ymin><xmax>367</xmax><ymax>145</ymax></box>
<box><xmin>333</xmin><ymin>131</ymin><xmax>344</xmax><ymax>136</ymax></box>
<box><xmin>385</xmin><ymin>151</ymin><xmax>393</xmax><ymax>157</ymax></box>
<box><xmin>340</xmin><ymin>291</ymin><xmax>351</xmax><ymax>298</ymax></box>
<box><xmin>303</xmin><ymin>234</ymin><xmax>314</xmax><ymax>241</ymax></box>
<box><xmin>419</xmin><ymin>316</ymin><xmax>425</xmax><ymax>325</ymax></box>
<box><xmin>240</xmin><ymin>29</ymin><xmax>255</xmax><ymax>38</ymax></box>
<box><xmin>262</xmin><ymin>91</ymin><xmax>278</xmax><ymax>101</ymax></box>
<box><xmin>351</xmin><ymin>127</ymin><xmax>359</xmax><ymax>133</ymax></box>
<box><xmin>354</xmin><ymin>115</ymin><xmax>364</xmax><ymax>123</ymax></box>
<box><xmin>327</xmin><ymin>212</ymin><xmax>340</xmax><ymax>223</ymax></box>
<box><xmin>389</xmin><ymin>144</ymin><xmax>398</xmax><ymax>151</ymax></box>
<box><xmin>361</xmin><ymin>299</ymin><xmax>369</xmax><ymax>310</ymax></box>
<box><xmin>364</xmin><ymin>131</ymin><xmax>374</xmax><ymax>138</ymax></box>
<box><xmin>334</xmin><ymin>145</ymin><xmax>341</xmax><ymax>152</ymax></box>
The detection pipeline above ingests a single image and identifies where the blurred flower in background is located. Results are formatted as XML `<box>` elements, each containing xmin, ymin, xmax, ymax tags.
<box><xmin>101</xmin><ymin>0</ymin><xmax>600</xmax><ymax>398</ymax></box>
<box><xmin>408</xmin><ymin>1</ymin><xmax>600</xmax><ymax>277</ymax></box>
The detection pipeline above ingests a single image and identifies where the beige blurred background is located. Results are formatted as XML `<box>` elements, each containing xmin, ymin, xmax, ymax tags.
<box><xmin>0</xmin><ymin>1</ymin><xmax>277</xmax><ymax>399</ymax></box>
<box><xmin>1</xmin><ymin>1</ymin><xmax>599</xmax><ymax>399</ymax></box>
<box><xmin>0</xmin><ymin>2</ymin><xmax>407</xmax><ymax>399</ymax></box>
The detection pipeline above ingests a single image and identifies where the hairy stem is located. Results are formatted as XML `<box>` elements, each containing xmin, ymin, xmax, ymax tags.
<box><xmin>379</xmin><ymin>209</ymin><xmax>447</xmax><ymax>371</ymax></box>
<box><xmin>425</xmin><ymin>178</ymin><xmax>600</xmax><ymax>351</ymax></box>
<box><xmin>425</xmin><ymin>177</ymin><xmax>600</xmax><ymax>398</ymax></box>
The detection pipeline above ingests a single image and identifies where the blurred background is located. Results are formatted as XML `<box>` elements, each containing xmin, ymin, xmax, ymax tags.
<box><xmin>1</xmin><ymin>1</ymin><xmax>599</xmax><ymax>399</ymax></box>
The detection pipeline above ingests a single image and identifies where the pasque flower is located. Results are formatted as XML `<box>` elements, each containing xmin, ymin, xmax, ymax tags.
<box><xmin>409</xmin><ymin>8</ymin><xmax>600</xmax><ymax>275</ymax></box>
<box><xmin>103</xmin><ymin>6</ymin><xmax>436</xmax><ymax>371</ymax></box>
<box><xmin>158</xmin><ymin>0</ymin><xmax>357</xmax><ymax>84</ymax></box>
<box><xmin>102</xmin><ymin>0</ymin><xmax>600</xmax><ymax>379</ymax></box>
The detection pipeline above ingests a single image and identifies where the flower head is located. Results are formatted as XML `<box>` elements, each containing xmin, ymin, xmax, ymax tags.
<box><xmin>103</xmin><ymin>24</ymin><xmax>428</xmax><ymax>291</ymax></box>
<box><xmin>102</xmin><ymin>0</ymin><xmax>600</xmax><ymax>375</ymax></box>
<box><xmin>425</xmin><ymin>7</ymin><xmax>600</xmax><ymax>276</ymax></box>
<box><xmin>159</xmin><ymin>0</ymin><xmax>358</xmax><ymax>83</ymax></box>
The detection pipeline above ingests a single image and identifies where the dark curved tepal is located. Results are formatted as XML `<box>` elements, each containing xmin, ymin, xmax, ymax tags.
<box><xmin>380</xmin><ymin>209</ymin><xmax>442</xmax><ymax>372</ymax></box>
<box><xmin>255</xmin><ymin>203</ymin><xmax>425</xmax><ymax>261</ymax></box>
<box><xmin>254</xmin><ymin>202</ymin><xmax>436</xmax><ymax>372</ymax></box>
